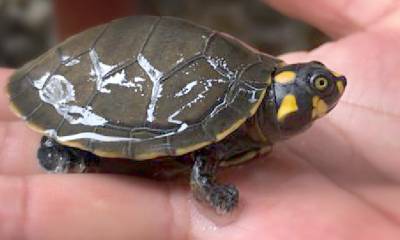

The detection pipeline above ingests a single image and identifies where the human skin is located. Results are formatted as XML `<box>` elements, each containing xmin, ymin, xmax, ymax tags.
<box><xmin>0</xmin><ymin>0</ymin><xmax>400</xmax><ymax>239</ymax></box>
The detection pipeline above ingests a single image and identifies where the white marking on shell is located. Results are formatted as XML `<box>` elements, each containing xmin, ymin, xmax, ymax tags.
<box><xmin>177</xmin><ymin>123</ymin><xmax>188</xmax><ymax>132</ymax></box>
<box><xmin>89</xmin><ymin>49</ymin><xmax>117</xmax><ymax>93</ymax></box>
<box><xmin>45</xmin><ymin>126</ymin><xmax>177</xmax><ymax>143</ymax></box>
<box><xmin>167</xmin><ymin>111</ymin><xmax>181</xmax><ymax>125</ymax></box>
<box><xmin>249</xmin><ymin>90</ymin><xmax>257</xmax><ymax>103</ymax></box>
<box><xmin>175</xmin><ymin>80</ymin><xmax>198</xmax><ymax>97</ymax></box>
<box><xmin>98</xmin><ymin>71</ymin><xmax>126</xmax><ymax>93</ymax></box>
<box><xmin>89</xmin><ymin>49</ymin><xmax>143</xmax><ymax>94</ymax></box>
<box><xmin>38</xmin><ymin>74</ymin><xmax>75</xmax><ymax>104</ymax></box>
<box><xmin>134</xmin><ymin>77</ymin><xmax>146</xmax><ymax>82</ymax></box>
<box><xmin>45</xmin><ymin>129</ymin><xmax>139</xmax><ymax>142</ymax></box>
<box><xmin>206</xmin><ymin>56</ymin><xmax>237</xmax><ymax>80</ymax></box>
<box><xmin>58</xmin><ymin>105</ymin><xmax>108</xmax><ymax>126</ymax></box>
<box><xmin>168</xmin><ymin>78</ymin><xmax>227</xmax><ymax>130</ymax></box>
<box><xmin>238</xmin><ymin>87</ymin><xmax>258</xmax><ymax>103</ymax></box>
<box><xmin>100</xmin><ymin>71</ymin><xmax>144</xmax><ymax>93</ymax></box>
<box><xmin>176</xmin><ymin>57</ymin><xmax>185</xmax><ymax>65</ymax></box>
<box><xmin>36</xmin><ymin>73</ymin><xmax>108</xmax><ymax>126</ymax></box>
<box><xmin>203</xmin><ymin>57</ymin><xmax>240</xmax><ymax>118</ymax></box>
<box><xmin>33</xmin><ymin>72</ymin><xmax>50</xmax><ymax>89</ymax></box>
<box><xmin>89</xmin><ymin>50</ymin><xmax>114</xmax><ymax>79</ymax></box>
<box><xmin>65</xmin><ymin>59</ymin><xmax>80</xmax><ymax>67</ymax></box>
<box><xmin>137</xmin><ymin>53</ymin><xmax>164</xmax><ymax>122</ymax></box>
<box><xmin>62</xmin><ymin>55</ymin><xmax>80</xmax><ymax>67</ymax></box>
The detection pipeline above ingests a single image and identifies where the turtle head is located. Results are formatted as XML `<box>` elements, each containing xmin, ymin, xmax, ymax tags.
<box><xmin>271</xmin><ymin>61</ymin><xmax>347</xmax><ymax>138</ymax></box>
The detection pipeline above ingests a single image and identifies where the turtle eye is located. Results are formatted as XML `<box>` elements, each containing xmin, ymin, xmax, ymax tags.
<box><xmin>310</xmin><ymin>75</ymin><xmax>334</xmax><ymax>95</ymax></box>
<box><xmin>314</xmin><ymin>77</ymin><xmax>329</xmax><ymax>91</ymax></box>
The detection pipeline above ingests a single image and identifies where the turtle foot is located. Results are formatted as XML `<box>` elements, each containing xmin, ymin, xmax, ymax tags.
<box><xmin>191</xmin><ymin>152</ymin><xmax>239</xmax><ymax>214</ymax></box>
<box><xmin>37</xmin><ymin>136</ymin><xmax>98</xmax><ymax>173</ymax></box>
<box><xmin>207</xmin><ymin>184</ymin><xmax>239</xmax><ymax>214</ymax></box>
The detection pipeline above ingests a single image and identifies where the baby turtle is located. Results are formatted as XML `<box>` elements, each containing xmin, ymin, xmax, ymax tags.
<box><xmin>7</xmin><ymin>16</ymin><xmax>347</xmax><ymax>214</ymax></box>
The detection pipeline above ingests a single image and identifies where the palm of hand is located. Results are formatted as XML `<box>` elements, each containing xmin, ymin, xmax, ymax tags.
<box><xmin>0</xmin><ymin>1</ymin><xmax>399</xmax><ymax>239</ymax></box>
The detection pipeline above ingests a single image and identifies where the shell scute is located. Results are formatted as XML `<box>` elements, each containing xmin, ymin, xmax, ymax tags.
<box><xmin>59</xmin><ymin>24</ymin><xmax>107</xmax><ymax>60</ymax></box>
<box><xmin>93</xmin><ymin>16</ymin><xmax>160</xmax><ymax>66</ymax></box>
<box><xmin>142</xmin><ymin>16</ymin><xmax>211</xmax><ymax>73</ymax></box>
<box><xmin>154</xmin><ymin>58</ymin><xmax>231</xmax><ymax>129</ymax></box>
<box><xmin>204</xmin><ymin>33</ymin><xmax>260</xmax><ymax>77</ymax></box>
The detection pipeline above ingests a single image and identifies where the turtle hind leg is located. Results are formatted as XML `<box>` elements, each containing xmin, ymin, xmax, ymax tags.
<box><xmin>37</xmin><ymin>136</ymin><xmax>99</xmax><ymax>173</ymax></box>
<box><xmin>191</xmin><ymin>153</ymin><xmax>239</xmax><ymax>214</ymax></box>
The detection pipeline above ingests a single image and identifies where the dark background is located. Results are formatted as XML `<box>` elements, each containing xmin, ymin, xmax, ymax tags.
<box><xmin>0</xmin><ymin>0</ymin><xmax>328</xmax><ymax>68</ymax></box>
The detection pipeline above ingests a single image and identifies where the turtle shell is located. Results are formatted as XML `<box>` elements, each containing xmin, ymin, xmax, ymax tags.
<box><xmin>7</xmin><ymin>16</ymin><xmax>281</xmax><ymax>160</ymax></box>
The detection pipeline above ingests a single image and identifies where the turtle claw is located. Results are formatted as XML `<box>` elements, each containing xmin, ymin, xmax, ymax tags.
<box><xmin>208</xmin><ymin>184</ymin><xmax>239</xmax><ymax>214</ymax></box>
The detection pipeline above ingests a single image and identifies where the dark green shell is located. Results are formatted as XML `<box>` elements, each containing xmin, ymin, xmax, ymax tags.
<box><xmin>7</xmin><ymin>16</ymin><xmax>281</xmax><ymax>160</ymax></box>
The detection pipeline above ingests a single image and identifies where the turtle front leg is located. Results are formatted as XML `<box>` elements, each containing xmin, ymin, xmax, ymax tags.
<box><xmin>191</xmin><ymin>153</ymin><xmax>239</xmax><ymax>214</ymax></box>
<box><xmin>37</xmin><ymin>136</ymin><xmax>99</xmax><ymax>173</ymax></box>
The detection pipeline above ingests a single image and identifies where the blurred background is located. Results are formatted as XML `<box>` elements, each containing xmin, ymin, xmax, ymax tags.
<box><xmin>0</xmin><ymin>0</ymin><xmax>328</xmax><ymax>68</ymax></box>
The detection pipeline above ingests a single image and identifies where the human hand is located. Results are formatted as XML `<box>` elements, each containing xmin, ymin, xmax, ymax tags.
<box><xmin>1</xmin><ymin>0</ymin><xmax>400</xmax><ymax>239</ymax></box>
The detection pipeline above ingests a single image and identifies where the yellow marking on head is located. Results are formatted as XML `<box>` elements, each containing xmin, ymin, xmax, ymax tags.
<box><xmin>274</xmin><ymin>71</ymin><xmax>296</xmax><ymax>84</ymax></box>
<box><xmin>336</xmin><ymin>81</ymin><xmax>345</xmax><ymax>95</ymax></box>
<box><xmin>277</xmin><ymin>94</ymin><xmax>298</xmax><ymax>122</ymax></box>
<box><xmin>312</xmin><ymin>96</ymin><xmax>328</xmax><ymax>119</ymax></box>
<box><xmin>312</xmin><ymin>95</ymin><xmax>319</xmax><ymax>107</ymax></box>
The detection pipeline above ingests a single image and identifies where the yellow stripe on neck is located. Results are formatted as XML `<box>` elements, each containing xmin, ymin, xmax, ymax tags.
<box><xmin>277</xmin><ymin>94</ymin><xmax>298</xmax><ymax>122</ymax></box>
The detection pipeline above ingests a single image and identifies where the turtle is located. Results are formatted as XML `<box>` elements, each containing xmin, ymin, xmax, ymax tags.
<box><xmin>7</xmin><ymin>16</ymin><xmax>347</xmax><ymax>214</ymax></box>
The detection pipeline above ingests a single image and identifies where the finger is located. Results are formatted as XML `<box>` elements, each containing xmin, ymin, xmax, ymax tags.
<box><xmin>0</xmin><ymin>69</ymin><xmax>19</xmax><ymax>121</ymax></box>
<box><xmin>2</xmin><ymin>165</ymin><xmax>400</xmax><ymax>240</ymax></box>
<box><xmin>266</xmin><ymin>0</ymin><xmax>400</xmax><ymax>116</ymax></box>
<box><xmin>278</xmin><ymin>14</ymin><xmax>400</xmax><ymax>117</ymax></box>
<box><xmin>275</xmin><ymin>6</ymin><xmax>400</xmax><ymax>182</ymax></box>
<box><xmin>264</xmin><ymin>0</ymin><xmax>400</xmax><ymax>37</ymax></box>
<box><xmin>0</xmin><ymin>122</ymin><xmax>43</xmax><ymax>175</ymax></box>
<box><xmin>0</xmin><ymin>174</ymin><xmax>189</xmax><ymax>240</ymax></box>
